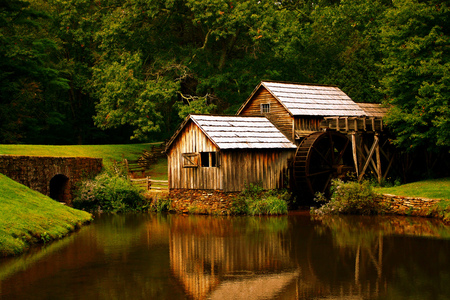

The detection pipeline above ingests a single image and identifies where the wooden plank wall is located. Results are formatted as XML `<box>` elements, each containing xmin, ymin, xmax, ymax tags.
<box><xmin>294</xmin><ymin>116</ymin><xmax>323</xmax><ymax>132</ymax></box>
<box><xmin>167</xmin><ymin>121</ymin><xmax>222</xmax><ymax>190</ymax></box>
<box><xmin>221</xmin><ymin>149</ymin><xmax>294</xmax><ymax>192</ymax></box>
<box><xmin>239</xmin><ymin>88</ymin><xmax>294</xmax><ymax>141</ymax></box>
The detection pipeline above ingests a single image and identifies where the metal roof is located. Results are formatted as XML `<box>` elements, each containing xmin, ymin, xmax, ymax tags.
<box><xmin>253</xmin><ymin>81</ymin><xmax>367</xmax><ymax>117</ymax></box>
<box><xmin>357</xmin><ymin>103</ymin><xmax>388</xmax><ymax>118</ymax></box>
<box><xmin>190</xmin><ymin>115</ymin><xmax>297</xmax><ymax>150</ymax></box>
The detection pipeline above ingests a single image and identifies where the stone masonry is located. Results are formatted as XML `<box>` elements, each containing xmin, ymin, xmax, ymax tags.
<box><xmin>0</xmin><ymin>155</ymin><xmax>103</xmax><ymax>204</ymax></box>
<box><xmin>169</xmin><ymin>189</ymin><xmax>240</xmax><ymax>215</ymax></box>
<box><xmin>379</xmin><ymin>194</ymin><xmax>441</xmax><ymax>217</ymax></box>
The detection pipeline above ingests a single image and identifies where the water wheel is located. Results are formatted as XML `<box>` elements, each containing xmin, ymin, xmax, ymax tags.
<box><xmin>293</xmin><ymin>131</ymin><xmax>354</xmax><ymax>197</ymax></box>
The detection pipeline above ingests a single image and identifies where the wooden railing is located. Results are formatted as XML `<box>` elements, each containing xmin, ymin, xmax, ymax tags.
<box><xmin>129</xmin><ymin>176</ymin><xmax>168</xmax><ymax>191</ymax></box>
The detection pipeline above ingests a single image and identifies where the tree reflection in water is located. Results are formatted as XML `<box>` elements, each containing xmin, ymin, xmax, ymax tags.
<box><xmin>0</xmin><ymin>213</ymin><xmax>449</xmax><ymax>299</ymax></box>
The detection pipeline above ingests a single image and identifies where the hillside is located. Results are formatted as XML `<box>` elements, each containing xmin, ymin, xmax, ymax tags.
<box><xmin>377</xmin><ymin>178</ymin><xmax>450</xmax><ymax>201</ymax></box>
<box><xmin>0</xmin><ymin>174</ymin><xmax>93</xmax><ymax>256</ymax></box>
<box><xmin>0</xmin><ymin>143</ymin><xmax>158</xmax><ymax>168</ymax></box>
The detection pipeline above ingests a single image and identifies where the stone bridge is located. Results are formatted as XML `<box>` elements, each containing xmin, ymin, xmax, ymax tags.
<box><xmin>0</xmin><ymin>155</ymin><xmax>103</xmax><ymax>205</ymax></box>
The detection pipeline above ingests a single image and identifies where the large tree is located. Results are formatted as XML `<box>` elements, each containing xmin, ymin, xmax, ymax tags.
<box><xmin>0</xmin><ymin>0</ymin><xmax>69</xmax><ymax>143</ymax></box>
<box><xmin>89</xmin><ymin>0</ymin><xmax>294</xmax><ymax>140</ymax></box>
<box><xmin>379</xmin><ymin>0</ymin><xmax>450</xmax><ymax>151</ymax></box>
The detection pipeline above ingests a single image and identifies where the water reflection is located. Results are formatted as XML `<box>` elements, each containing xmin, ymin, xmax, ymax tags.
<box><xmin>169</xmin><ymin>216</ymin><xmax>298</xmax><ymax>299</ymax></box>
<box><xmin>0</xmin><ymin>213</ymin><xmax>449</xmax><ymax>299</ymax></box>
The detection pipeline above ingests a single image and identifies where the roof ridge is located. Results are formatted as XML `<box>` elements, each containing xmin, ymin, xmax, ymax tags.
<box><xmin>261</xmin><ymin>80</ymin><xmax>339</xmax><ymax>88</ymax></box>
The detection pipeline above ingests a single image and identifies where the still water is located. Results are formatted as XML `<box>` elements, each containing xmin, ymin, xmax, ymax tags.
<box><xmin>1</xmin><ymin>212</ymin><xmax>450</xmax><ymax>300</ymax></box>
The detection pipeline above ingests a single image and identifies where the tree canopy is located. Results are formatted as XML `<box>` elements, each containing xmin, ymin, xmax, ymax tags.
<box><xmin>0</xmin><ymin>0</ymin><xmax>448</xmax><ymax>152</ymax></box>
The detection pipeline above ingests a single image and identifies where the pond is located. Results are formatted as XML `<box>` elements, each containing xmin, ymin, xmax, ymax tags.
<box><xmin>1</xmin><ymin>212</ymin><xmax>450</xmax><ymax>299</ymax></box>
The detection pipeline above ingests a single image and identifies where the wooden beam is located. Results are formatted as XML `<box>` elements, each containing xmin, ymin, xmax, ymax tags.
<box><xmin>358</xmin><ymin>137</ymin><xmax>379</xmax><ymax>181</ymax></box>
<box><xmin>375</xmin><ymin>134</ymin><xmax>382</xmax><ymax>184</ymax></box>
<box><xmin>364</xmin><ymin>144</ymin><xmax>380</xmax><ymax>177</ymax></box>
<box><xmin>383</xmin><ymin>150</ymin><xmax>396</xmax><ymax>180</ymax></box>
<box><xmin>351</xmin><ymin>133</ymin><xmax>359</xmax><ymax>176</ymax></box>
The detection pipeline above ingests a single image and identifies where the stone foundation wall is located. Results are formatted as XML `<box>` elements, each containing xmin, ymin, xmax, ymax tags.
<box><xmin>167</xmin><ymin>189</ymin><xmax>444</xmax><ymax>217</ymax></box>
<box><xmin>169</xmin><ymin>189</ymin><xmax>240</xmax><ymax>215</ymax></box>
<box><xmin>380</xmin><ymin>194</ymin><xmax>441</xmax><ymax>216</ymax></box>
<box><xmin>0</xmin><ymin>155</ymin><xmax>103</xmax><ymax>204</ymax></box>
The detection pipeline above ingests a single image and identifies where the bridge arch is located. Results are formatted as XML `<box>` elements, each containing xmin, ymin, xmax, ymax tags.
<box><xmin>50</xmin><ymin>174</ymin><xmax>70</xmax><ymax>203</ymax></box>
<box><xmin>0</xmin><ymin>155</ymin><xmax>102</xmax><ymax>206</ymax></box>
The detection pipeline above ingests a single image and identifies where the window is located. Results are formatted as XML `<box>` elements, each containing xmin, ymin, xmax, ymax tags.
<box><xmin>261</xmin><ymin>103</ymin><xmax>270</xmax><ymax>114</ymax></box>
<box><xmin>200</xmin><ymin>152</ymin><xmax>219</xmax><ymax>167</ymax></box>
<box><xmin>182</xmin><ymin>153</ymin><xmax>199</xmax><ymax>168</ymax></box>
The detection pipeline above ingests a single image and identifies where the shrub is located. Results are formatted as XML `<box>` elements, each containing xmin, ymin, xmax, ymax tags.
<box><xmin>312</xmin><ymin>179</ymin><xmax>384</xmax><ymax>215</ymax></box>
<box><xmin>231</xmin><ymin>183</ymin><xmax>290</xmax><ymax>216</ymax></box>
<box><xmin>428</xmin><ymin>200</ymin><xmax>450</xmax><ymax>223</ymax></box>
<box><xmin>73</xmin><ymin>172</ymin><xmax>147</xmax><ymax>213</ymax></box>
<box><xmin>151</xmin><ymin>196</ymin><xmax>172</xmax><ymax>213</ymax></box>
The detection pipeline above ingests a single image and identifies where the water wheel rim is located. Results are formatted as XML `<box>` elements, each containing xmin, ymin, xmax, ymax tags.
<box><xmin>294</xmin><ymin>131</ymin><xmax>353</xmax><ymax>197</ymax></box>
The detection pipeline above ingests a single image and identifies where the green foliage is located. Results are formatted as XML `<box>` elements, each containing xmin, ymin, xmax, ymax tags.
<box><xmin>312</xmin><ymin>179</ymin><xmax>384</xmax><ymax>215</ymax></box>
<box><xmin>292</xmin><ymin>0</ymin><xmax>387</xmax><ymax>102</ymax></box>
<box><xmin>429</xmin><ymin>200</ymin><xmax>450</xmax><ymax>223</ymax></box>
<box><xmin>0</xmin><ymin>0</ymin><xmax>449</xmax><ymax>151</ymax></box>
<box><xmin>151</xmin><ymin>196</ymin><xmax>172</xmax><ymax>213</ymax></box>
<box><xmin>231</xmin><ymin>183</ymin><xmax>289</xmax><ymax>216</ymax></box>
<box><xmin>379</xmin><ymin>0</ymin><xmax>450</xmax><ymax>151</ymax></box>
<box><xmin>0</xmin><ymin>0</ymin><xmax>70</xmax><ymax>143</ymax></box>
<box><xmin>73</xmin><ymin>168</ymin><xmax>147</xmax><ymax>213</ymax></box>
<box><xmin>175</xmin><ymin>97</ymin><xmax>217</xmax><ymax>120</ymax></box>
<box><xmin>91</xmin><ymin>52</ymin><xmax>181</xmax><ymax>141</ymax></box>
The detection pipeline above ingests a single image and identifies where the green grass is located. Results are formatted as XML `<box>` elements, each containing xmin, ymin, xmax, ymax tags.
<box><xmin>0</xmin><ymin>143</ymin><xmax>159</xmax><ymax>168</ymax></box>
<box><xmin>376</xmin><ymin>177</ymin><xmax>450</xmax><ymax>200</ymax></box>
<box><xmin>0</xmin><ymin>174</ymin><xmax>93</xmax><ymax>256</ymax></box>
<box><xmin>147</xmin><ymin>157</ymin><xmax>168</xmax><ymax>181</ymax></box>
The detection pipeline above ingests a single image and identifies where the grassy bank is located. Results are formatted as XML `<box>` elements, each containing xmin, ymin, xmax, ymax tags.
<box><xmin>376</xmin><ymin>177</ymin><xmax>450</xmax><ymax>200</ymax></box>
<box><xmin>0</xmin><ymin>174</ymin><xmax>93</xmax><ymax>257</ymax></box>
<box><xmin>0</xmin><ymin>143</ymin><xmax>168</xmax><ymax>180</ymax></box>
<box><xmin>0</xmin><ymin>143</ymin><xmax>158</xmax><ymax>168</ymax></box>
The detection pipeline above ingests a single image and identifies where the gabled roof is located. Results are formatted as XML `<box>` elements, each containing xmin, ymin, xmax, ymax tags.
<box><xmin>238</xmin><ymin>81</ymin><xmax>367</xmax><ymax>117</ymax></box>
<box><xmin>166</xmin><ymin>115</ymin><xmax>297</xmax><ymax>151</ymax></box>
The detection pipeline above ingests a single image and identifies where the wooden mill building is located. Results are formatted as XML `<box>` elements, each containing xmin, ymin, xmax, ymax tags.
<box><xmin>165</xmin><ymin>114</ymin><xmax>297</xmax><ymax>192</ymax></box>
<box><xmin>238</xmin><ymin>81</ymin><xmax>371</xmax><ymax>141</ymax></box>
<box><xmin>166</xmin><ymin>81</ymin><xmax>390</xmax><ymax>197</ymax></box>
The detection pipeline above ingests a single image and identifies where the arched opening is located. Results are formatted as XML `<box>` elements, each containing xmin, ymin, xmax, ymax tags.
<box><xmin>49</xmin><ymin>174</ymin><xmax>70</xmax><ymax>203</ymax></box>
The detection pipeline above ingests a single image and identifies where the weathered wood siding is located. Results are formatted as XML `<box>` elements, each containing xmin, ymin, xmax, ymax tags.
<box><xmin>168</xmin><ymin>121</ymin><xmax>222</xmax><ymax>190</ymax></box>
<box><xmin>239</xmin><ymin>88</ymin><xmax>294</xmax><ymax>141</ymax></box>
<box><xmin>221</xmin><ymin>149</ymin><xmax>294</xmax><ymax>192</ymax></box>
<box><xmin>294</xmin><ymin>116</ymin><xmax>323</xmax><ymax>132</ymax></box>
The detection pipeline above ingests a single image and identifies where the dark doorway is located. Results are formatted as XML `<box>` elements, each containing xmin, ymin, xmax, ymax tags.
<box><xmin>49</xmin><ymin>174</ymin><xmax>70</xmax><ymax>203</ymax></box>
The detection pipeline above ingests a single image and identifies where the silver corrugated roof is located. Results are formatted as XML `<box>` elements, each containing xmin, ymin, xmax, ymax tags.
<box><xmin>261</xmin><ymin>81</ymin><xmax>367</xmax><ymax>117</ymax></box>
<box><xmin>191</xmin><ymin>115</ymin><xmax>297</xmax><ymax>150</ymax></box>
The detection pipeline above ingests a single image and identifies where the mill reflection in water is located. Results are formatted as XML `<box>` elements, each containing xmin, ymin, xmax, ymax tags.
<box><xmin>0</xmin><ymin>213</ymin><xmax>449</xmax><ymax>299</ymax></box>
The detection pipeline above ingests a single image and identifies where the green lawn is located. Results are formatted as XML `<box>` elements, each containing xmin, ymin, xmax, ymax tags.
<box><xmin>376</xmin><ymin>177</ymin><xmax>450</xmax><ymax>200</ymax></box>
<box><xmin>0</xmin><ymin>143</ymin><xmax>159</xmax><ymax>168</ymax></box>
<box><xmin>0</xmin><ymin>174</ymin><xmax>93</xmax><ymax>256</ymax></box>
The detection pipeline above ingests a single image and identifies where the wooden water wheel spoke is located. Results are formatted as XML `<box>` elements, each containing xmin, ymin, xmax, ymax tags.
<box><xmin>321</xmin><ymin>174</ymin><xmax>333</xmax><ymax>194</ymax></box>
<box><xmin>294</xmin><ymin>131</ymin><xmax>354</xmax><ymax>197</ymax></box>
<box><xmin>334</xmin><ymin>139</ymin><xmax>350</xmax><ymax>165</ymax></box>
<box><xmin>307</xmin><ymin>169</ymin><xmax>333</xmax><ymax>177</ymax></box>
<box><xmin>312</xmin><ymin>147</ymin><xmax>333</xmax><ymax>168</ymax></box>
<box><xmin>328</xmin><ymin>132</ymin><xmax>336</xmax><ymax>164</ymax></box>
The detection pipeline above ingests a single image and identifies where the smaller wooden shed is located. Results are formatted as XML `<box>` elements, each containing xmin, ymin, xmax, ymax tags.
<box><xmin>165</xmin><ymin>114</ymin><xmax>297</xmax><ymax>192</ymax></box>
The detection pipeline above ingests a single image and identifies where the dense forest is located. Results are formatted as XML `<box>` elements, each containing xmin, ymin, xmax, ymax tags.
<box><xmin>1</xmin><ymin>0</ymin><xmax>449</xmax><ymax>154</ymax></box>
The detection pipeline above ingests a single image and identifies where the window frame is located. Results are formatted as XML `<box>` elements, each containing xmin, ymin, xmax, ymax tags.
<box><xmin>181</xmin><ymin>153</ymin><xmax>199</xmax><ymax>168</ymax></box>
<box><xmin>261</xmin><ymin>103</ymin><xmax>270</xmax><ymax>114</ymax></box>
<box><xmin>200</xmin><ymin>151</ymin><xmax>219</xmax><ymax>168</ymax></box>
